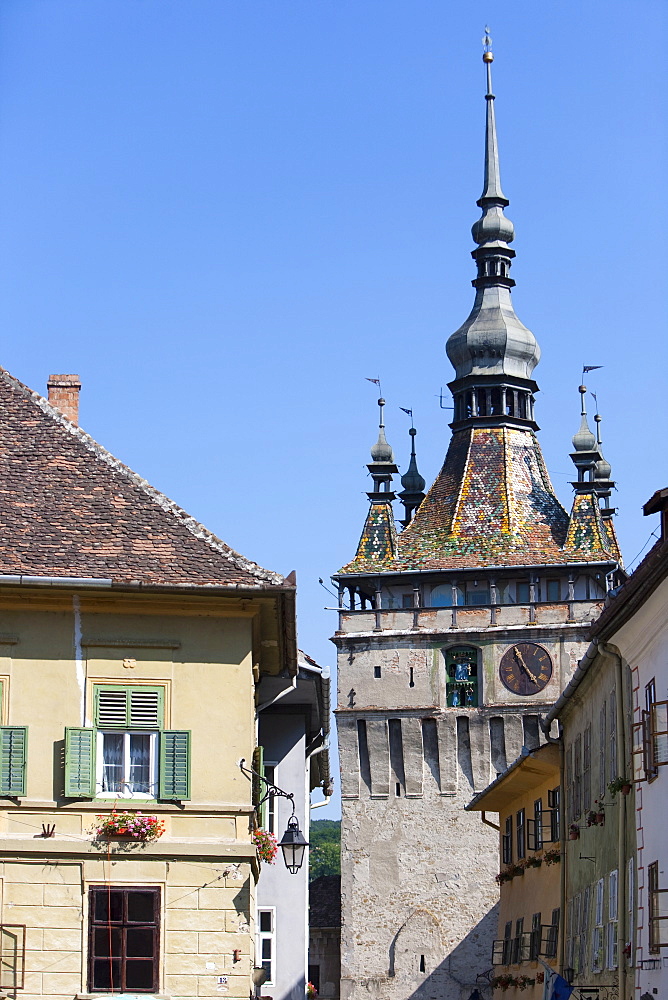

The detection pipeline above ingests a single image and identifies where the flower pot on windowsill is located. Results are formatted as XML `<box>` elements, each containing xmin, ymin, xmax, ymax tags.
<box><xmin>95</xmin><ymin>811</ymin><xmax>165</xmax><ymax>843</ymax></box>
<box><xmin>621</xmin><ymin>783</ymin><xmax>632</xmax><ymax>795</ymax></box>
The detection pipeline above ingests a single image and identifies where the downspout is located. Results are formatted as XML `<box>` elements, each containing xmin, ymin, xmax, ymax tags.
<box><xmin>482</xmin><ymin>812</ymin><xmax>500</xmax><ymax>832</ymax></box>
<box><xmin>308</xmin><ymin>741</ymin><xmax>332</xmax><ymax>810</ymax></box>
<box><xmin>603</xmin><ymin>642</ymin><xmax>627</xmax><ymax>1000</ymax></box>
<box><xmin>73</xmin><ymin>595</ymin><xmax>86</xmax><ymax>725</ymax></box>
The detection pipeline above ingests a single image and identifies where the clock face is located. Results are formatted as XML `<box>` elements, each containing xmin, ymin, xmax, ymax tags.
<box><xmin>499</xmin><ymin>642</ymin><xmax>553</xmax><ymax>696</ymax></box>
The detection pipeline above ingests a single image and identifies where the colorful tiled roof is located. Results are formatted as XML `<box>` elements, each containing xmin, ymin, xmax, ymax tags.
<box><xmin>347</xmin><ymin>500</ymin><xmax>397</xmax><ymax>568</ymax></box>
<box><xmin>340</xmin><ymin>426</ymin><xmax>618</xmax><ymax>574</ymax></box>
<box><xmin>0</xmin><ymin>368</ymin><xmax>285</xmax><ymax>588</ymax></box>
<box><xmin>564</xmin><ymin>492</ymin><xmax>611</xmax><ymax>558</ymax></box>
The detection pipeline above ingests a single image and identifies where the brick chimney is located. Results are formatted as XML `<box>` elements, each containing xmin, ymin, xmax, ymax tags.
<box><xmin>47</xmin><ymin>374</ymin><xmax>81</xmax><ymax>425</ymax></box>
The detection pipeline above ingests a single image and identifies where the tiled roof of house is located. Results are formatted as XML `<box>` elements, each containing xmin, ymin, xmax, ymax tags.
<box><xmin>309</xmin><ymin>875</ymin><xmax>341</xmax><ymax>928</ymax></box>
<box><xmin>340</xmin><ymin>426</ymin><xmax>618</xmax><ymax>575</ymax></box>
<box><xmin>0</xmin><ymin>368</ymin><xmax>285</xmax><ymax>588</ymax></box>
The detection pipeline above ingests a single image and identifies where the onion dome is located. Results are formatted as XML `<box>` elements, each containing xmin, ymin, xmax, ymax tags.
<box><xmin>572</xmin><ymin>385</ymin><xmax>596</xmax><ymax>451</ymax></box>
<box><xmin>400</xmin><ymin>429</ymin><xmax>426</xmax><ymax>494</ymax></box>
<box><xmin>370</xmin><ymin>399</ymin><xmax>394</xmax><ymax>463</ymax></box>
<box><xmin>593</xmin><ymin>413</ymin><xmax>612</xmax><ymax>480</ymax></box>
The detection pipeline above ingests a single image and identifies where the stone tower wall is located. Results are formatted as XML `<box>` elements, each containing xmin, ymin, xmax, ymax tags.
<box><xmin>336</xmin><ymin>625</ymin><xmax>593</xmax><ymax>1000</ymax></box>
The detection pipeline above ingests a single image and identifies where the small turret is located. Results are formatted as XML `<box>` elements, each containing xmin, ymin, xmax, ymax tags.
<box><xmin>346</xmin><ymin>396</ymin><xmax>399</xmax><ymax>570</ymax></box>
<box><xmin>367</xmin><ymin>397</ymin><xmax>398</xmax><ymax>498</ymax></box>
<box><xmin>592</xmin><ymin>402</ymin><xmax>616</xmax><ymax>519</ymax></box>
<box><xmin>570</xmin><ymin>385</ymin><xmax>600</xmax><ymax>489</ymax></box>
<box><xmin>399</xmin><ymin>423</ymin><xmax>426</xmax><ymax>528</ymax></box>
<box><xmin>565</xmin><ymin>385</ymin><xmax>620</xmax><ymax>562</ymax></box>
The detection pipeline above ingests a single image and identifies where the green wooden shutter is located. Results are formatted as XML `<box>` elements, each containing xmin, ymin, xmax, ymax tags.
<box><xmin>94</xmin><ymin>686</ymin><xmax>163</xmax><ymax>729</ymax></box>
<box><xmin>252</xmin><ymin>746</ymin><xmax>266</xmax><ymax>826</ymax></box>
<box><xmin>0</xmin><ymin>727</ymin><xmax>27</xmax><ymax>797</ymax></box>
<box><xmin>159</xmin><ymin>731</ymin><xmax>190</xmax><ymax>800</ymax></box>
<box><xmin>64</xmin><ymin>727</ymin><xmax>96</xmax><ymax>798</ymax></box>
<box><xmin>252</xmin><ymin>745</ymin><xmax>263</xmax><ymax>803</ymax></box>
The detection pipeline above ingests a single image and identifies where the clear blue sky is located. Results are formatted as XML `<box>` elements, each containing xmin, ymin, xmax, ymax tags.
<box><xmin>0</xmin><ymin>2</ymin><xmax>665</xmax><ymax>818</ymax></box>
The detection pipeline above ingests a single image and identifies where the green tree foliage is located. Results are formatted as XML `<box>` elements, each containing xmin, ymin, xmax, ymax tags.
<box><xmin>309</xmin><ymin>819</ymin><xmax>341</xmax><ymax>880</ymax></box>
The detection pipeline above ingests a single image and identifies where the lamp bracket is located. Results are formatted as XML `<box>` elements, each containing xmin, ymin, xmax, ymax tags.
<box><xmin>239</xmin><ymin>758</ymin><xmax>297</xmax><ymax>814</ymax></box>
<box><xmin>578</xmin><ymin>853</ymin><xmax>597</xmax><ymax>863</ymax></box>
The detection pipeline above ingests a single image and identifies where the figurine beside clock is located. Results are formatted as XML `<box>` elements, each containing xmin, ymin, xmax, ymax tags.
<box><xmin>499</xmin><ymin>642</ymin><xmax>553</xmax><ymax>695</ymax></box>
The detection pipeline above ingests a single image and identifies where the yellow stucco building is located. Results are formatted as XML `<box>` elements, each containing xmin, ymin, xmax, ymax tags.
<box><xmin>0</xmin><ymin>370</ymin><xmax>298</xmax><ymax>1000</ymax></box>
<box><xmin>467</xmin><ymin>743</ymin><xmax>562</xmax><ymax>1000</ymax></box>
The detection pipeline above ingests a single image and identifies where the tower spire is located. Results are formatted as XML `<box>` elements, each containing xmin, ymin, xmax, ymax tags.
<box><xmin>479</xmin><ymin>27</ymin><xmax>508</xmax><ymax>207</ymax></box>
<box><xmin>446</xmin><ymin>31</ymin><xmax>540</xmax><ymax>422</ymax></box>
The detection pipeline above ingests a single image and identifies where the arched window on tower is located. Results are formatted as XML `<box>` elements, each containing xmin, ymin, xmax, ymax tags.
<box><xmin>491</xmin><ymin>388</ymin><xmax>501</xmax><ymax>415</ymax></box>
<box><xmin>444</xmin><ymin>646</ymin><xmax>479</xmax><ymax>707</ymax></box>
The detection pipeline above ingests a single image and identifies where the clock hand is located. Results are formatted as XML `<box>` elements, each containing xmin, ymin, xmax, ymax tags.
<box><xmin>513</xmin><ymin>648</ymin><xmax>538</xmax><ymax>685</ymax></box>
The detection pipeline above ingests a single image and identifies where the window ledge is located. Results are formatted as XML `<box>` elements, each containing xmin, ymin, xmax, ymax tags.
<box><xmin>77</xmin><ymin>994</ymin><xmax>172</xmax><ymax>999</ymax></box>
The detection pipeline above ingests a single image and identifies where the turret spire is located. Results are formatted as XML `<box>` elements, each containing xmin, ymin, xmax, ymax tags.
<box><xmin>367</xmin><ymin>396</ymin><xmax>397</xmax><ymax>498</ymax></box>
<box><xmin>591</xmin><ymin>395</ymin><xmax>616</xmax><ymax>517</ymax></box>
<box><xmin>570</xmin><ymin>384</ymin><xmax>601</xmax><ymax>492</ymax></box>
<box><xmin>398</xmin><ymin>411</ymin><xmax>426</xmax><ymax>527</ymax></box>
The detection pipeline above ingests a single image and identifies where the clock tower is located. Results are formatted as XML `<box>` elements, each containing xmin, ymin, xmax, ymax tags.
<box><xmin>333</xmin><ymin>35</ymin><xmax>624</xmax><ymax>1000</ymax></box>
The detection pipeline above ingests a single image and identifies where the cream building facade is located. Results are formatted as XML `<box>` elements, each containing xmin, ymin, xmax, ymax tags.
<box><xmin>466</xmin><ymin>744</ymin><xmax>562</xmax><ymax>1000</ymax></box>
<box><xmin>569</xmin><ymin>488</ymin><xmax>668</xmax><ymax>999</ymax></box>
<box><xmin>0</xmin><ymin>369</ymin><xmax>298</xmax><ymax>1000</ymax></box>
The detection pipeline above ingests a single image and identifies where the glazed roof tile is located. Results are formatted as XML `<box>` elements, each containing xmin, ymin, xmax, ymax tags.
<box><xmin>340</xmin><ymin>426</ymin><xmax>618</xmax><ymax>575</ymax></box>
<box><xmin>0</xmin><ymin>368</ymin><xmax>285</xmax><ymax>589</ymax></box>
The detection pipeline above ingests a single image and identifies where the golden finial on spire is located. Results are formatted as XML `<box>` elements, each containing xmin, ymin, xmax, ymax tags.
<box><xmin>482</xmin><ymin>25</ymin><xmax>494</xmax><ymax>63</ymax></box>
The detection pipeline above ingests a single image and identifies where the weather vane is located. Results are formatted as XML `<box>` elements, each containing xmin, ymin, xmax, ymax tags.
<box><xmin>482</xmin><ymin>26</ymin><xmax>494</xmax><ymax>67</ymax></box>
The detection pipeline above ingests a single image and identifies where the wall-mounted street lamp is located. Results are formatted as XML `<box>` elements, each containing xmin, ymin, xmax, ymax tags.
<box><xmin>239</xmin><ymin>758</ymin><xmax>309</xmax><ymax>874</ymax></box>
<box><xmin>278</xmin><ymin>813</ymin><xmax>309</xmax><ymax>874</ymax></box>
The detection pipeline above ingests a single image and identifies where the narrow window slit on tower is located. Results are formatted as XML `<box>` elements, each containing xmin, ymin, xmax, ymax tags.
<box><xmin>409</xmin><ymin>667</ymin><xmax>415</xmax><ymax>688</ymax></box>
<box><xmin>357</xmin><ymin>720</ymin><xmax>372</xmax><ymax>793</ymax></box>
<box><xmin>374</xmin><ymin>665</ymin><xmax>381</xmax><ymax>678</ymax></box>
<box><xmin>419</xmin><ymin>955</ymin><xmax>426</xmax><ymax>973</ymax></box>
<box><xmin>422</xmin><ymin>718</ymin><xmax>440</xmax><ymax>787</ymax></box>
<box><xmin>388</xmin><ymin>719</ymin><xmax>405</xmax><ymax>796</ymax></box>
